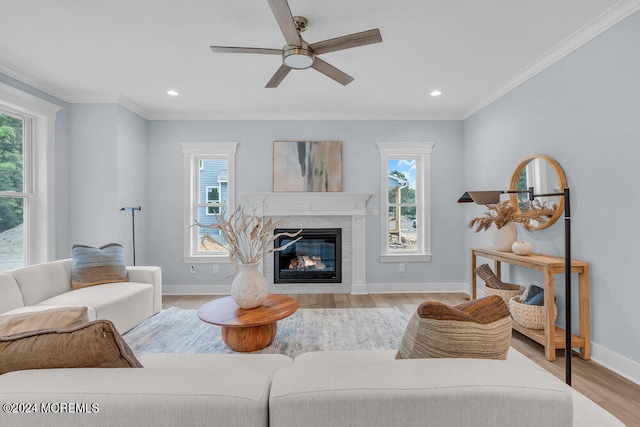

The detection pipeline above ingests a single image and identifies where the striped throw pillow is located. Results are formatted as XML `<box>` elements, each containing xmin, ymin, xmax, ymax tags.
<box><xmin>70</xmin><ymin>243</ymin><xmax>128</xmax><ymax>290</ymax></box>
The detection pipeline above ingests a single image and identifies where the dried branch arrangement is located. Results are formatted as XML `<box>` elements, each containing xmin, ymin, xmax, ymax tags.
<box><xmin>468</xmin><ymin>200</ymin><xmax>556</xmax><ymax>232</ymax></box>
<box><xmin>195</xmin><ymin>206</ymin><xmax>302</xmax><ymax>274</ymax></box>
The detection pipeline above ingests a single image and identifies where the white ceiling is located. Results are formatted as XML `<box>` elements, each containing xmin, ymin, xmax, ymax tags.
<box><xmin>0</xmin><ymin>0</ymin><xmax>638</xmax><ymax>120</ymax></box>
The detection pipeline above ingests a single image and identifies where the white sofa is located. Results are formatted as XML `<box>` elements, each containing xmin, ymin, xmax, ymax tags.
<box><xmin>0</xmin><ymin>349</ymin><xmax>623</xmax><ymax>427</ymax></box>
<box><xmin>0</xmin><ymin>259</ymin><xmax>161</xmax><ymax>333</ymax></box>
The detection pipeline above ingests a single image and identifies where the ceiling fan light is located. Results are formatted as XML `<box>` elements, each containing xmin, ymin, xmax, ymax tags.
<box><xmin>283</xmin><ymin>46</ymin><xmax>315</xmax><ymax>69</ymax></box>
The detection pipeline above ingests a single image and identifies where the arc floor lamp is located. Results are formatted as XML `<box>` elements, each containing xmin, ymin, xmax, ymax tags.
<box><xmin>458</xmin><ymin>186</ymin><xmax>573</xmax><ymax>385</ymax></box>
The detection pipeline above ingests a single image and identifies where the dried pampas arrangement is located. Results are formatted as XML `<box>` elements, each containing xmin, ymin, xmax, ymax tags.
<box><xmin>194</xmin><ymin>206</ymin><xmax>302</xmax><ymax>274</ymax></box>
<box><xmin>468</xmin><ymin>200</ymin><xmax>556</xmax><ymax>232</ymax></box>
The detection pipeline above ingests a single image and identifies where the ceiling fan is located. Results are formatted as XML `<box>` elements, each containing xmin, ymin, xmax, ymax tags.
<box><xmin>210</xmin><ymin>0</ymin><xmax>382</xmax><ymax>88</ymax></box>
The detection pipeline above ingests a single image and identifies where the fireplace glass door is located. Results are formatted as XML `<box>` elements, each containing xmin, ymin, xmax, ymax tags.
<box><xmin>274</xmin><ymin>228</ymin><xmax>342</xmax><ymax>284</ymax></box>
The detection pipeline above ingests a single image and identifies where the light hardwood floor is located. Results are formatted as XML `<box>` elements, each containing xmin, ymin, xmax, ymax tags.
<box><xmin>163</xmin><ymin>293</ymin><xmax>640</xmax><ymax>426</ymax></box>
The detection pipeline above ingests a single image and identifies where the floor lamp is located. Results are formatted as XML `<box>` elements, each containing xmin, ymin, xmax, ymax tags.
<box><xmin>120</xmin><ymin>206</ymin><xmax>141</xmax><ymax>266</ymax></box>
<box><xmin>458</xmin><ymin>187</ymin><xmax>573</xmax><ymax>386</ymax></box>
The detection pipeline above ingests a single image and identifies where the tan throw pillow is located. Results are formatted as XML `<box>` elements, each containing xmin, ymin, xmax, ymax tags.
<box><xmin>396</xmin><ymin>295</ymin><xmax>512</xmax><ymax>360</ymax></box>
<box><xmin>0</xmin><ymin>307</ymin><xmax>89</xmax><ymax>337</ymax></box>
<box><xmin>71</xmin><ymin>243</ymin><xmax>128</xmax><ymax>290</ymax></box>
<box><xmin>0</xmin><ymin>320</ymin><xmax>142</xmax><ymax>374</ymax></box>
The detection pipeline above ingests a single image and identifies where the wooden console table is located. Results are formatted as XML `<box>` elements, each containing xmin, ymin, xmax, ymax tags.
<box><xmin>471</xmin><ymin>247</ymin><xmax>590</xmax><ymax>361</ymax></box>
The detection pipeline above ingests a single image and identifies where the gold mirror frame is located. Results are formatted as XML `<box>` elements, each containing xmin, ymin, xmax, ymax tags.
<box><xmin>509</xmin><ymin>155</ymin><xmax>567</xmax><ymax>230</ymax></box>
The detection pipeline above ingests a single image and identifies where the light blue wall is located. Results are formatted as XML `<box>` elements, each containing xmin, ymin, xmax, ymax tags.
<box><xmin>145</xmin><ymin>120</ymin><xmax>465</xmax><ymax>287</ymax></box>
<box><xmin>116</xmin><ymin>106</ymin><xmax>148</xmax><ymax>265</ymax></box>
<box><xmin>464</xmin><ymin>11</ymin><xmax>640</xmax><ymax>369</ymax></box>
<box><xmin>67</xmin><ymin>103</ymin><xmax>148</xmax><ymax>263</ymax></box>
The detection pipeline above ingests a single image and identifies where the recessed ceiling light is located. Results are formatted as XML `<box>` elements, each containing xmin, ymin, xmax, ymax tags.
<box><xmin>430</xmin><ymin>90</ymin><xmax>442</xmax><ymax>97</ymax></box>
<box><xmin>166</xmin><ymin>90</ymin><xmax>179</xmax><ymax>96</ymax></box>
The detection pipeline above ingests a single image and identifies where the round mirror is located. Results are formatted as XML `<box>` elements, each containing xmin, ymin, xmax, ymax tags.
<box><xmin>509</xmin><ymin>155</ymin><xmax>567</xmax><ymax>230</ymax></box>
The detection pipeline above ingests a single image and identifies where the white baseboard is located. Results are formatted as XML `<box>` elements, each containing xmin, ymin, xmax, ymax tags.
<box><xmin>591</xmin><ymin>342</ymin><xmax>640</xmax><ymax>386</ymax></box>
<box><xmin>363</xmin><ymin>282</ymin><xmax>470</xmax><ymax>294</ymax></box>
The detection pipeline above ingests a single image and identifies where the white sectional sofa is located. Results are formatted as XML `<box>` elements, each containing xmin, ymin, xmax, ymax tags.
<box><xmin>0</xmin><ymin>261</ymin><xmax>624</xmax><ymax>426</ymax></box>
<box><xmin>0</xmin><ymin>349</ymin><xmax>623</xmax><ymax>427</ymax></box>
<box><xmin>0</xmin><ymin>259</ymin><xmax>161</xmax><ymax>333</ymax></box>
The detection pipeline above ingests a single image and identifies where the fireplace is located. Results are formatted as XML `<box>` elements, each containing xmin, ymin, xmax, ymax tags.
<box><xmin>273</xmin><ymin>228</ymin><xmax>342</xmax><ymax>284</ymax></box>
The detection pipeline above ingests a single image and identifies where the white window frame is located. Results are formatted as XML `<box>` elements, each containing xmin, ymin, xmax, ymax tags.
<box><xmin>377</xmin><ymin>142</ymin><xmax>434</xmax><ymax>263</ymax></box>
<box><xmin>181</xmin><ymin>142</ymin><xmax>237</xmax><ymax>263</ymax></box>
<box><xmin>0</xmin><ymin>82</ymin><xmax>59</xmax><ymax>266</ymax></box>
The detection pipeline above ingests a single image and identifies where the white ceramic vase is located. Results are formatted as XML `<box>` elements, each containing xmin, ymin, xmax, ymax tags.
<box><xmin>512</xmin><ymin>241</ymin><xmax>533</xmax><ymax>256</ymax></box>
<box><xmin>491</xmin><ymin>222</ymin><xmax>517</xmax><ymax>251</ymax></box>
<box><xmin>230</xmin><ymin>263</ymin><xmax>269</xmax><ymax>309</ymax></box>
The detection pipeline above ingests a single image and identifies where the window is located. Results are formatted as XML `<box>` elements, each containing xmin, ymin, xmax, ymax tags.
<box><xmin>0</xmin><ymin>82</ymin><xmax>59</xmax><ymax>270</ymax></box>
<box><xmin>205</xmin><ymin>186</ymin><xmax>220</xmax><ymax>215</ymax></box>
<box><xmin>377</xmin><ymin>142</ymin><xmax>434</xmax><ymax>262</ymax></box>
<box><xmin>0</xmin><ymin>112</ymin><xmax>26</xmax><ymax>269</ymax></box>
<box><xmin>181</xmin><ymin>142</ymin><xmax>237</xmax><ymax>263</ymax></box>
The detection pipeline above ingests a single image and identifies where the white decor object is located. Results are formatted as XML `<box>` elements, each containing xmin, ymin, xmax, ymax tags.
<box><xmin>491</xmin><ymin>222</ymin><xmax>517</xmax><ymax>251</ymax></box>
<box><xmin>195</xmin><ymin>205</ymin><xmax>302</xmax><ymax>307</ymax></box>
<box><xmin>231</xmin><ymin>263</ymin><xmax>269</xmax><ymax>309</ymax></box>
<box><xmin>512</xmin><ymin>241</ymin><xmax>533</xmax><ymax>256</ymax></box>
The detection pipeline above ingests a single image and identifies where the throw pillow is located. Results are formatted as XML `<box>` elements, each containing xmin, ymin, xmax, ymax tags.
<box><xmin>524</xmin><ymin>285</ymin><xmax>544</xmax><ymax>306</ymax></box>
<box><xmin>396</xmin><ymin>295</ymin><xmax>512</xmax><ymax>360</ymax></box>
<box><xmin>71</xmin><ymin>243</ymin><xmax>128</xmax><ymax>290</ymax></box>
<box><xmin>0</xmin><ymin>319</ymin><xmax>142</xmax><ymax>374</ymax></box>
<box><xmin>0</xmin><ymin>307</ymin><xmax>89</xmax><ymax>337</ymax></box>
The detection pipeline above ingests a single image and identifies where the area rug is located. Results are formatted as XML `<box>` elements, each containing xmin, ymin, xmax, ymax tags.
<box><xmin>124</xmin><ymin>307</ymin><xmax>409</xmax><ymax>358</ymax></box>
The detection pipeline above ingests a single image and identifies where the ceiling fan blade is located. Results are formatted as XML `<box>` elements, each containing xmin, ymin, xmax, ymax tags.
<box><xmin>210</xmin><ymin>46</ymin><xmax>282</xmax><ymax>55</ymax></box>
<box><xmin>310</xmin><ymin>29</ymin><xmax>382</xmax><ymax>55</ymax></box>
<box><xmin>267</xmin><ymin>0</ymin><xmax>302</xmax><ymax>47</ymax></box>
<box><xmin>266</xmin><ymin>65</ymin><xmax>292</xmax><ymax>88</ymax></box>
<box><xmin>311</xmin><ymin>58</ymin><xmax>354</xmax><ymax>86</ymax></box>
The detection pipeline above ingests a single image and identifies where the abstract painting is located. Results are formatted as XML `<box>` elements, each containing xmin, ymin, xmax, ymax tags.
<box><xmin>273</xmin><ymin>141</ymin><xmax>342</xmax><ymax>192</ymax></box>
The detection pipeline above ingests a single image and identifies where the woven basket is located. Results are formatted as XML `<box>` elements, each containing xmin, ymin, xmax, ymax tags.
<box><xmin>509</xmin><ymin>295</ymin><xmax>556</xmax><ymax>330</ymax></box>
<box><xmin>483</xmin><ymin>283</ymin><xmax>525</xmax><ymax>306</ymax></box>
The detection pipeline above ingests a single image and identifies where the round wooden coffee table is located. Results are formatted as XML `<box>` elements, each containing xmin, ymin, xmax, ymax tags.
<box><xmin>197</xmin><ymin>294</ymin><xmax>298</xmax><ymax>352</ymax></box>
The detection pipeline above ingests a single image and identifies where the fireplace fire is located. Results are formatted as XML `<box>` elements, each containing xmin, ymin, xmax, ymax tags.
<box><xmin>273</xmin><ymin>228</ymin><xmax>342</xmax><ymax>284</ymax></box>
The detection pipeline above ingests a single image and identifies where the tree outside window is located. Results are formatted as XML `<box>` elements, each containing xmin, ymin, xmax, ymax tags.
<box><xmin>0</xmin><ymin>112</ymin><xmax>25</xmax><ymax>270</ymax></box>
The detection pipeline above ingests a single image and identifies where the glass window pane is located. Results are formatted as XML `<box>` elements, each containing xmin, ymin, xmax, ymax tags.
<box><xmin>387</xmin><ymin>158</ymin><xmax>416</xmax><ymax>204</ymax></box>
<box><xmin>196</xmin><ymin>206</ymin><xmax>228</xmax><ymax>253</ymax></box>
<box><xmin>0</xmin><ymin>113</ymin><xmax>24</xmax><ymax>192</ymax></box>
<box><xmin>387</xmin><ymin>206</ymin><xmax>418</xmax><ymax>252</ymax></box>
<box><xmin>198</xmin><ymin>159</ymin><xmax>228</xmax><ymax>203</ymax></box>
<box><xmin>0</xmin><ymin>197</ymin><xmax>24</xmax><ymax>269</ymax></box>
<box><xmin>206</xmin><ymin>187</ymin><xmax>220</xmax><ymax>215</ymax></box>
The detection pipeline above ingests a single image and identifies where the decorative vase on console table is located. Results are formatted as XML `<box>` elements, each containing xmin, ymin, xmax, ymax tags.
<box><xmin>468</xmin><ymin>201</ymin><xmax>554</xmax><ymax>252</ymax></box>
<box><xmin>195</xmin><ymin>205</ymin><xmax>302</xmax><ymax>309</ymax></box>
<box><xmin>491</xmin><ymin>222</ymin><xmax>517</xmax><ymax>251</ymax></box>
<box><xmin>231</xmin><ymin>263</ymin><xmax>269</xmax><ymax>309</ymax></box>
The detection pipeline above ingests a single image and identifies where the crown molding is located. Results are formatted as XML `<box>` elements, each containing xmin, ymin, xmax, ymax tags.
<box><xmin>0</xmin><ymin>58</ymin><xmax>72</xmax><ymax>102</ymax></box>
<box><xmin>66</xmin><ymin>93</ymin><xmax>150</xmax><ymax>119</ymax></box>
<box><xmin>0</xmin><ymin>58</ymin><xmax>150</xmax><ymax>118</ymax></box>
<box><xmin>145</xmin><ymin>111</ymin><xmax>463</xmax><ymax>121</ymax></box>
<box><xmin>463</xmin><ymin>0</ymin><xmax>640</xmax><ymax>119</ymax></box>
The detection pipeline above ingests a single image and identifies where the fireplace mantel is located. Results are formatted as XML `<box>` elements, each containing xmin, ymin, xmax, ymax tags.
<box><xmin>242</xmin><ymin>192</ymin><xmax>372</xmax><ymax>216</ymax></box>
<box><xmin>242</xmin><ymin>192</ymin><xmax>373</xmax><ymax>294</ymax></box>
